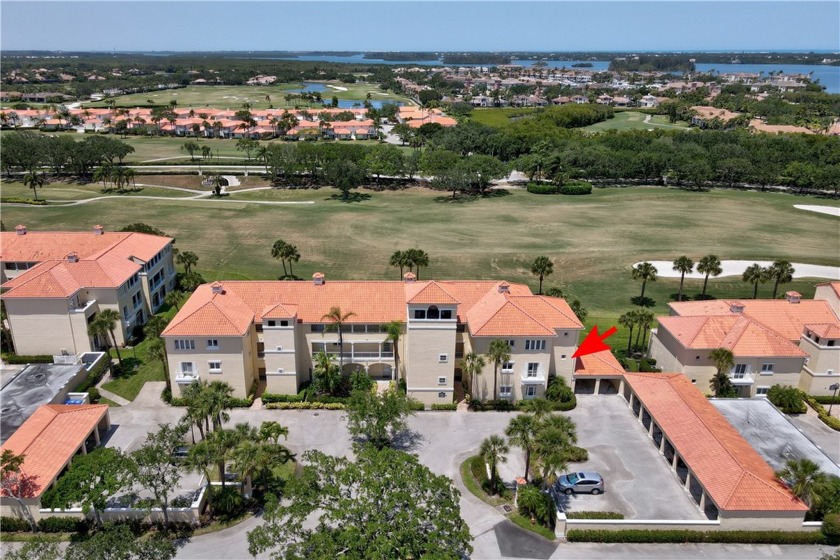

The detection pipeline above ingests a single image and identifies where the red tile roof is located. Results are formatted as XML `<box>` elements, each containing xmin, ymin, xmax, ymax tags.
<box><xmin>0</xmin><ymin>230</ymin><xmax>171</xmax><ymax>263</ymax></box>
<box><xmin>624</xmin><ymin>373</ymin><xmax>807</xmax><ymax>512</ymax></box>
<box><xmin>406</xmin><ymin>281</ymin><xmax>460</xmax><ymax>305</ymax></box>
<box><xmin>657</xmin><ymin>315</ymin><xmax>806</xmax><ymax>357</ymax></box>
<box><xmin>668</xmin><ymin>299</ymin><xmax>840</xmax><ymax>342</ymax></box>
<box><xmin>805</xmin><ymin>323</ymin><xmax>840</xmax><ymax>339</ymax></box>
<box><xmin>466</xmin><ymin>290</ymin><xmax>583</xmax><ymax>337</ymax></box>
<box><xmin>0</xmin><ymin>404</ymin><xmax>109</xmax><ymax>498</ymax></box>
<box><xmin>575</xmin><ymin>350</ymin><xmax>625</xmax><ymax>376</ymax></box>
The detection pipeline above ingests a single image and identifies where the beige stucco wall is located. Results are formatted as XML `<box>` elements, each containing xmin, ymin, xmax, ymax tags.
<box><xmin>405</xmin><ymin>313</ymin><xmax>456</xmax><ymax>408</ymax></box>
<box><xmin>718</xmin><ymin>510</ymin><xmax>809</xmax><ymax>531</ymax></box>
<box><xmin>262</xmin><ymin>320</ymin><xmax>300</xmax><ymax>394</ymax></box>
<box><xmin>814</xmin><ymin>285</ymin><xmax>840</xmax><ymax>317</ymax></box>
<box><xmin>800</xmin><ymin>336</ymin><xmax>840</xmax><ymax>376</ymax></box>
<box><xmin>4</xmin><ymin>297</ymin><xmax>98</xmax><ymax>355</ymax></box>
<box><xmin>166</xmin><ymin>334</ymin><xmax>254</xmax><ymax>398</ymax></box>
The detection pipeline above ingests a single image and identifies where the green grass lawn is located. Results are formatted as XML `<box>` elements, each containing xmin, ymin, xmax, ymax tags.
<box><xmin>1</xmin><ymin>180</ymin><xmax>199</xmax><ymax>201</ymax></box>
<box><xmin>584</xmin><ymin>111</ymin><xmax>690</xmax><ymax>133</ymax></box>
<box><xmin>84</xmin><ymin>83</ymin><xmax>412</xmax><ymax>110</ymax></box>
<box><xmin>5</xmin><ymin>187</ymin><xmax>838</xmax><ymax>348</ymax></box>
<box><xmin>470</xmin><ymin>107</ymin><xmax>540</xmax><ymax>128</ymax></box>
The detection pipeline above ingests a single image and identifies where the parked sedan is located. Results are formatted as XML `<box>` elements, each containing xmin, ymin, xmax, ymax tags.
<box><xmin>554</xmin><ymin>471</ymin><xmax>604</xmax><ymax>495</ymax></box>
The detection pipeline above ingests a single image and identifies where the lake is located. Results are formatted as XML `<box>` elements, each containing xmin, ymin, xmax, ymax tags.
<box><xmin>286</xmin><ymin>83</ymin><xmax>401</xmax><ymax>109</ymax></box>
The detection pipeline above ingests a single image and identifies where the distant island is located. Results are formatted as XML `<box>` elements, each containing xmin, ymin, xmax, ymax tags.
<box><xmin>571</xmin><ymin>62</ymin><xmax>593</xmax><ymax>68</ymax></box>
<box><xmin>609</xmin><ymin>55</ymin><xmax>696</xmax><ymax>73</ymax></box>
<box><xmin>364</xmin><ymin>52</ymin><xmax>439</xmax><ymax>61</ymax></box>
<box><xmin>441</xmin><ymin>53</ymin><xmax>511</xmax><ymax>65</ymax></box>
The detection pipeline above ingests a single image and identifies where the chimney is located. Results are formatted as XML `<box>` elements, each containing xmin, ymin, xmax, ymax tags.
<box><xmin>785</xmin><ymin>291</ymin><xmax>801</xmax><ymax>304</ymax></box>
<box><xmin>15</xmin><ymin>224</ymin><xmax>26</xmax><ymax>235</ymax></box>
<box><xmin>498</xmin><ymin>281</ymin><xmax>510</xmax><ymax>294</ymax></box>
<box><xmin>66</xmin><ymin>252</ymin><xmax>79</xmax><ymax>263</ymax></box>
<box><xmin>313</xmin><ymin>272</ymin><xmax>325</xmax><ymax>286</ymax></box>
<box><xmin>729</xmin><ymin>301</ymin><xmax>745</xmax><ymax>313</ymax></box>
<box><xmin>403</xmin><ymin>272</ymin><xmax>416</xmax><ymax>283</ymax></box>
<box><xmin>93</xmin><ymin>224</ymin><xmax>104</xmax><ymax>235</ymax></box>
<box><xmin>210</xmin><ymin>281</ymin><xmax>224</xmax><ymax>295</ymax></box>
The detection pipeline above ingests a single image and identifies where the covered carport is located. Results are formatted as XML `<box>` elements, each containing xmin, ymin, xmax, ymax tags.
<box><xmin>622</xmin><ymin>373</ymin><xmax>809</xmax><ymax>529</ymax></box>
<box><xmin>572</xmin><ymin>350</ymin><xmax>625</xmax><ymax>394</ymax></box>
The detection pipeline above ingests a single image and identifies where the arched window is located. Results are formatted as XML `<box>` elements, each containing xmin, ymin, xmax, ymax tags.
<box><xmin>427</xmin><ymin>305</ymin><xmax>440</xmax><ymax>319</ymax></box>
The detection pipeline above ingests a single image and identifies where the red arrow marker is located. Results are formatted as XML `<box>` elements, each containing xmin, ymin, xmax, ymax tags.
<box><xmin>572</xmin><ymin>325</ymin><xmax>618</xmax><ymax>359</ymax></box>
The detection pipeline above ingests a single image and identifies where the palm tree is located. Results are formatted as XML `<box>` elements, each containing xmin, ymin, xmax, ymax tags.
<box><xmin>322</xmin><ymin>306</ymin><xmax>356</xmax><ymax>371</ymax></box>
<box><xmin>479</xmin><ymin>435</ymin><xmax>509</xmax><ymax>496</ymax></box>
<box><xmin>176</xmin><ymin>251</ymin><xmax>199</xmax><ymax>275</ymax></box>
<box><xmin>147</xmin><ymin>337</ymin><xmax>171</xmax><ymax>393</ymax></box>
<box><xmin>93</xmin><ymin>163</ymin><xmax>113</xmax><ymax>189</ymax></box>
<box><xmin>206</xmin><ymin>381</ymin><xmax>233</xmax><ymax>431</ymax></box>
<box><xmin>672</xmin><ymin>256</ymin><xmax>694</xmax><ymax>301</ymax></box>
<box><xmin>505</xmin><ymin>414</ymin><xmax>536</xmax><ymax>481</ymax></box>
<box><xmin>22</xmin><ymin>168</ymin><xmax>45</xmax><ymax>200</ymax></box>
<box><xmin>183</xmin><ymin>379</ymin><xmax>211</xmax><ymax>441</ymax></box>
<box><xmin>256</xmin><ymin>145</ymin><xmax>270</xmax><ymax>174</ymax></box>
<box><xmin>697</xmin><ymin>255</ymin><xmax>723</xmax><ymax>298</ymax></box>
<box><xmin>143</xmin><ymin>315</ymin><xmax>169</xmax><ymax>339</ymax></box>
<box><xmin>461</xmin><ymin>351</ymin><xmax>486</xmax><ymax>399</ymax></box>
<box><xmin>408</xmin><ymin>248</ymin><xmax>430</xmax><ymax>280</ymax></box>
<box><xmin>164</xmin><ymin>290</ymin><xmax>183</xmax><ymax>310</ymax></box>
<box><xmin>532</xmin><ymin>414</ymin><xmax>577</xmax><ymax>488</ymax></box>
<box><xmin>389</xmin><ymin>250</ymin><xmax>409</xmax><ymax>279</ymax></box>
<box><xmin>708</xmin><ymin>347</ymin><xmax>735</xmax><ymax>397</ymax></box>
<box><xmin>312</xmin><ymin>350</ymin><xmax>342</xmax><ymax>396</ymax></box>
<box><xmin>767</xmin><ymin>260</ymin><xmax>795</xmax><ymax>299</ymax></box>
<box><xmin>634</xmin><ymin>309</ymin><xmax>655</xmax><ymax>351</ymax></box>
<box><xmin>383</xmin><ymin>321</ymin><xmax>403</xmax><ymax>381</ymax></box>
<box><xmin>618</xmin><ymin>311</ymin><xmax>636</xmax><ymax>353</ymax></box>
<box><xmin>742</xmin><ymin>263</ymin><xmax>769</xmax><ymax>299</ymax></box>
<box><xmin>631</xmin><ymin>262</ymin><xmax>658</xmax><ymax>300</ymax></box>
<box><xmin>281</xmin><ymin>243</ymin><xmax>300</xmax><ymax>278</ymax></box>
<box><xmin>485</xmin><ymin>339</ymin><xmax>511</xmax><ymax>400</ymax></box>
<box><xmin>775</xmin><ymin>458</ymin><xmax>827</xmax><ymax>509</ymax></box>
<box><xmin>271</xmin><ymin>239</ymin><xmax>290</xmax><ymax>277</ymax></box>
<box><xmin>88</xmin><ymin>309</ymin><xmax>123</xmax><ymax>369</ymax></box>
<box><xmin>530</xmin><ymin>256</ymin><xmax>554</xmax><ymax>295</ymax></box>
<box><xmin>258</xmin><ymin>421</ymin><xmax>289</xmax><ymax>445</ymax></box>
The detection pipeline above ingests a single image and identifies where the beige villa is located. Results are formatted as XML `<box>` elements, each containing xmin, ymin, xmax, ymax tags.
<box><xmin>161</xmin><ymin>274</ymin><xmax>585</xmax><ymax>406</ymax></box>
<box><xmin>649</xmin><ymin>291</ymin><xmax>840</xmax><ymax>396</ymax></box>
<box><xmin>0</xmin><ymin>226</ymin><xmax>176</xmax><ymax>355</ymax></box>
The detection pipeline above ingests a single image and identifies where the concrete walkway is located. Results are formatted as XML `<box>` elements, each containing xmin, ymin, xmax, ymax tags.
<box><xmin>97</xmin><ymin>387</ymin><xmax>131</xmax><ymax>406</ymax></box>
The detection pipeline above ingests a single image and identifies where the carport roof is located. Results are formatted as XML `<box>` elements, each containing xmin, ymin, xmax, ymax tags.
<box><xmin>574</xmin><ymin>350</ymin><xmax>625</xmax><ymax>376</ymax></box>
<box><xmin>624</xmin><ymin>373</ymin><xmax>808</xmax><ymax>512</ymax></box>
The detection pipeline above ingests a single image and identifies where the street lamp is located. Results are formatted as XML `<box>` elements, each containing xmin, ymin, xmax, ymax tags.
<box><xmin>828</xmin><ymin>383</ymin><xmax>840</xmax><ymax>417</ymax></box>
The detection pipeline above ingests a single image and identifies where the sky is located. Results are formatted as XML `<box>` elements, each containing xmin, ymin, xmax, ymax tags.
<box><xmin>1</xmin><ymin>1</ymin><xmax>838</xmax><ymax>52</ymax></box>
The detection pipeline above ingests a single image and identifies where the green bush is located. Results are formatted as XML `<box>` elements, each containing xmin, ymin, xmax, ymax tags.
<box><xmin>823</xmin><ymin>513</ymin><xmax>840</xmax><ymax>545</ymax></box>
<box><xmin>265</xmin><ymin>401</ymin><xmax>345</xmax><ymax>410</ymax></box>
<box><xmin>261</xmin><ymin>393</ymin><xmax>305</xmax><ymax>403</ymax></box>
<box><xmin>566</xmin><ymin>529</ymin><xmax>826</xmax><ymax>544</ymax></box>
<box><xmin>37</xmin><ymin>516</ymin><xmax>89</xmax><ymax>533</ymax></box>
<box><xmin>768</xmin><ymin>385</ymin><xmax>807</xmax><ymax>414</ymax></box>
<box><xmin>526</xmin><ymin>183</ymin><xmax>558</xmax><ymax>195</ymax></box>
<box><xmin>803</xmin><ymin>394</ymin><xmax>840</xmax><ymax>431</ymax></box>
<box><xmin>814</xmin><ymin>396</ymin><xmax>840</xmax><ymax>405</ymax></box>
<box><xmin>431</xmin><ymin>403</ymin><xmax>458</xmax><ymax>411</ymax></box>
<box><xmin>563</xmin><ymin>446</ymin><xmax>589</xmax><ymax>463</ymax></box>
<box><xmin>559</xmin><ymin>182</ymin><xmax>593</xmax><ymax>195</ymax></box>
<box><xmin>211</xmin><ymin>486</ymin><xmax>244</xmax><ymax>520</ymax></box>
<box><xmin>1</xmin><ymin>516</ymin><xmax>32</xmax><ymax>532</ymax></box>
<box><xmin>409</xmin><ymin>400</ymin><xmax>426</xmax><ymax>411</ymax></box>
<box><xmin>1</xmin><ymin>353</ymin><xmax>53</xmax><ymax>364</ymax></box>
<box><xmin>0</xmin><ymin>197</ymin><xmax>48</xmax><ymax>205</ymax></box>
<box><xmin>565</xmin><ymin>511</ymin><xmax>624</xmax><ymax>520</ymax></box>
<box><xmin>545</xmin><ymin>375</ymin><xmax>574</xmax><ymax>403</ymax></box>
<box><xmin>75</xmin><ymin>359</ymin><xmax>109</xmax><ymax>392</ymax></box>
<box><xmin>225</xmin><ymin>396</ymin><xmax>253</xmax><ymax>408</ymax></box>
<box><xmin>87</xmin><ymin>387</ymin><xmax>101</xmax><ymax>403</ymax></box>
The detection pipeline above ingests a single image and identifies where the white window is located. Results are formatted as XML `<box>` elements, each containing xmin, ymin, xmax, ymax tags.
<box><xmin>208</xmin><ymin>361</ymin><xmax>222</xmax><ymax>373</ymax></box>
<box><xmin>732</xmin><ymin>364</ymin><xmax>747</xmax><ymax>377</ymax></box>
<box><xmin>438</xmin><ymin>354</ymin><xmax>448</xmax><ymax>363</ymax></box>
<box><xmin>504</xmin><ymin>340</ymin><xmax>515</xmax><ymax>349</ymax></box>
<box><xmin>525</xmin><ymin>386</ymin><xmax>537</xmax><ymax>397</ymax></box>
<box><xmin>525</xmin><ymin>340</ymin><xmax>546</xmax><ymax>351</ymax></box>
<box><xmin>501</xmin><ymin>361</ymin><xmax>514</xmax><ymax>372</ymax></box>
<box><xmin>180</xmin><ymin>362</ymin><xmax>194</xmax><ymax>373</ymax></box>
<box><xmin>207</xmin><ymin>339</ymin><xmax>219</xmax><ymax>349</ymax></box>
<box><xmin>561</xmin><ymin>355</ymin><xmax>567</xmax><ymax>360</ymax></box>
<box><xmin>437</xmin><ymin>376</ymin><xmax>447</xmax><ymax>386</ymax></box>
<box><xmin>760</xmin><ymin>363</ymin><xmax>774</xmax><ymax>374</ymax></box>
<box><xmin>526</xmin><ymin>363</ymin><xmax>540</xmax><ymax>377</ymax></box>
<box><xmin>438</xmin><ymin>392</ymin><xmax>447</xmax><ymax>398</ymax></box>
<box><xmin>756</xmin><ymin>386</ymin><xmax>770</xmax><ymax>396</ymax></box>
<box><xmin>499</xmin><ymin>385</ymin><xmax>512</xmax><ymax>398</ymax></box>
<box><xmin>174</xmin><ymin>340</ymin><xmax>195</xmax><ymax>350</ymax></box>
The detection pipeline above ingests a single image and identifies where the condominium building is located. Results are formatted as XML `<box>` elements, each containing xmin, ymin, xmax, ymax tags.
<box><xmin>649</xmin><ymin>291</ymin><xmax>840</xmax><ymax>396</ymax></box>
<box><xmin>161</xmin><ymin>274</ymin><xmax>585</xmax><ymax>406</ymax></box>
<box><xmin>0</xmin><ymin>226</ymin><xmax>176</xmax><ymax>355</ymax></box>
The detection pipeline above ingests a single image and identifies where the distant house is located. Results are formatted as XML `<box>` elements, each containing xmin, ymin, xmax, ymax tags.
<box><xmin>690</xmin><ymin>105</ymin><xmax>742</xmax><ymax>128</ymax></box>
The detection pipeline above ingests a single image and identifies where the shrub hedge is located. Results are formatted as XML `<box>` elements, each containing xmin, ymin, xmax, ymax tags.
<box><xmin>566</xmin><ymin>529</ymin><xmax>826</xmax><ymax>544</ymax></box>
<box><xmin>431</xmin><ymin>403</ymin><xmax>458</xmax><ymax>411</ymax></box>
<box><xmin>768</xmin><ymin>385</ymin><xmax>807</xmax><ymax>414</ymax></box>
<box><xmin>559</xmin><ymin>182</ymin><xmax>593</xmax><ymax>195</ymax></box>
<box><xmin>814</xmin><ymin>396</ymin><xmax>840</xmax><ymax>405</ymax></box>
<box><xmin>526</xmin><ymin>183</ymin><xmax>559</xmax><ymax>195</ymax></box>
<box><xmin>75</xmin><ymin>359</ymin><xmax>110</xmax><ymax>393</ymax></box>
<box><xmin>265</xmin><ymin>401</ymin><xmax>345</xmax><ymax>410</ymax></box>
<box><xmin>37</xmin><ymin>516</ymin><xmax>90</xmax><ymax>533</ymax></box>
<box><xmin>803</xmin><ymin>394</ymin><xmax>840</xmax><ymax>431</ymax></box>
<box><xmin>409</xmin><ymin>400</ymin><xmax>426</xmax><ymax>411</ymax></box>
<box><xmin>563</xmin><ymin>446</ymin><xmax>589</xmax><ymax>463</ymax></box>
<box><xmin>1</xmin><ymin>354</ymin><xmax>53</xmax><ymax>364</ymax></box>
<box><xmin>87</xmin><ymin>387</ymin><xmax>101</xmax><ymax>404</ymax></box>
<box><xmin>1</xmin><ymin>197</ymin><xmax>48</xmax><ymax>205</ymax></box>
<box><xmin>565</xmin><ymin>511</ymin><xmax>624</xmax><ymax>520</ymax></box>
<box><xmin>468</xmin><ymin>398</ymin><xmax>576</xmax><ymax>412</ymax></box>
<box><xmin>261</xmin><ymin>393</ymin><xmax>305</xmax><ymax>404</ymax></box>
<box><xmin>0</xmin><ymin>516</ymin><xmax>31</xmax><ymax>532</ymax></box>
<box><xmin>823</xmin><ymin>513</ymin><xmax>840</xmax><ymax>544</ymax></box>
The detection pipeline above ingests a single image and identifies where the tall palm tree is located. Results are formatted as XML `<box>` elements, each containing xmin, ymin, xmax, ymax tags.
<box><xmin>313</xmin><ymin>350</ymin><xmax>342</xmax><ymax>396</ymax></box>
<box><xmin>742</xmin><ymin>263</ymin><xmax>769</xmax><ymax>299</ymax></box>
<box><xmin>485</xmin><ymin>339</ymin><xmax>511</xmax><ymax>400</ymax></box>
<box><xmin>697</xmin><ymin>255</ymin><xmax>723</xmax><ymax>298</ymax></box>
<box><xmin>271</xmin><ymin>239</ymin><xmax>290</xmax><ymax>277</ymax></box>
<box><xmin>479</xmin><ymin>435</ymin><xmax>509</xmax><ymax>496</ymax></box>
<box><xmin>146</xmin><ymin>337</ymin><xmax>171</xmax><ymax>393</ymax></box>
<box><xmin>22</xmin><ymin>168</ymin><xmax>45</xmax><ymax>200</ymax></box>
<box><xmin>93</xmin><ymin>163</ymin><xmax>113</xmax><ymax>189</ymax></box>
<box><xmin>409</xmin><ymin>248</ymin><xmax>430</xmax><ymax>280</ymax></box>
<box><xmin>532</xmin><ymin>414</ymin><xmax>577</xmax><ymax>488</ymax></box>
<box><xmin>321</xmin><ymin>307</ymin><xmax>356</xmax><ymax>371</ymax></box>
<box><xmin>88</xmin><ymin>309</ymin><xmax>123</xmax><ymax>369</ymax></box>
<box><xmin>176</xmin><ymin>251</ymin><xmax>199</xmax><ymax>275</ymax></box>
<box><xmin>775</xmin><ymin>458</ymin><xmax>826</xmax><ymax>509</ymax></box>
<box><xmin>164</xmin><ymin>290</ymin><xmax>183</xmax><ymax>311</ymax></box>
<box><xmin>206</xmin><ymin>381</ymin><xmax>234</xmax><ymax>431</ymax></box>
<box><xmin>183</xmin><ymin>379</ymin><xmax>211</xmax><ymax>440</ymax></box>
<box><xmin>708</xmin><ymin>347</ymin><xmax>735</xmax><ymax>397</ymax></box>
<box><xmin>635</xmin><ymin>309</ymin><xmax>655</xmax><ymax>351</ymax></box>
<box><xmin>280</xmin><ymin>243</ymin><xmax>300</xmax><ymax>278</ymax></box>
<box><xmin>672</xmin><ymin>256</ymin><xmax>694</xmax><ymax>301</ymax></box>
<box><xmin>258</xmin><ymin>421</ymin><xmax>289</xmax><ymax>445</ymax></box>
<box><xmin>383</xmin><ymin>320</ymin><xmax>404</xmax><ymax>381</ymax></box>
<box><xmin>530</xmin><ymin>256</ymin><xmax>554</xmax><ymax>295</ymax></box>
<box><xmin>767</xmin><ymin>260</ymin><xmax>795</xmax><ymax>299</ymax></box>
<box><xmin>389</xmin><ymin>250</ymin><xmax>408</xmax><ymax>279</ymax></box>
<box><xmin>505</xmin><ymin>414</ymin><xmax>537</xmax><ymax>481</ymax></box>
<box><xmin>461</xmin><ymin>351</ymin><xmax>486</xmax><ymax>399</ymax></box>
<box><xmin>618</xmin><ymin>311</ymin><xmax>636</xmax><ymax>353</ymax></box>
<box><xmin>631</xmin><ymin>262</ymin><xmax>658</xmax><ymax>300</ymax></box>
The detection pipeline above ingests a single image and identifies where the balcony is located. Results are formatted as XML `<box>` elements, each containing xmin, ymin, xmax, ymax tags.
<box><xmin>70</xmin><ymin>299</ymin><xmax>97</xmax><ymax>314</ymax></box>
<box><xmin>729</xmin><ymin>373</ymin><xmax>755</xmax><ymax>385</ymax></box>
<box><xmin>521</xmin><ymin>375</ymin><xmax>546</xmax><ymax>385</ymax></box>
<box><xmin>175</xmin><ymin>372</ymin><xmax>199</xmax><ymax>384</ymax></box>
<box><xmin>312</xmin><ymin>351</ymin><xmax>395</xmax><ymax>361</ymax></box>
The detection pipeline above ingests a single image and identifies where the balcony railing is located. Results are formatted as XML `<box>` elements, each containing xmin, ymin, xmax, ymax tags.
<box><xmin>175</xmin><ymin>372</ymin><xmax>199</xmax><ymax>383</ymax></box>
<box><xmin>312</xmin><ymin>351</ymin><xmax>395</xmax><ymax>360</ymax></box>
<box><xmin>729</xmin><ymin>373</ymin><xmax>755</xmax><ymax>385</ymax></box>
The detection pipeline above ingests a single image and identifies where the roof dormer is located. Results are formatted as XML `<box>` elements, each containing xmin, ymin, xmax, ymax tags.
<box><xmin>313</xmin><ymin>272</ymin><xmax>324</xmax><ymax>286</ymax></box>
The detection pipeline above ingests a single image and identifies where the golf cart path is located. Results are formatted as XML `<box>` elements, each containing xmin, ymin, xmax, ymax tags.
<box><xmin>794</xmin><ymin>205</ymin><xmax>840</xmax><ymax>217</ymax></box>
